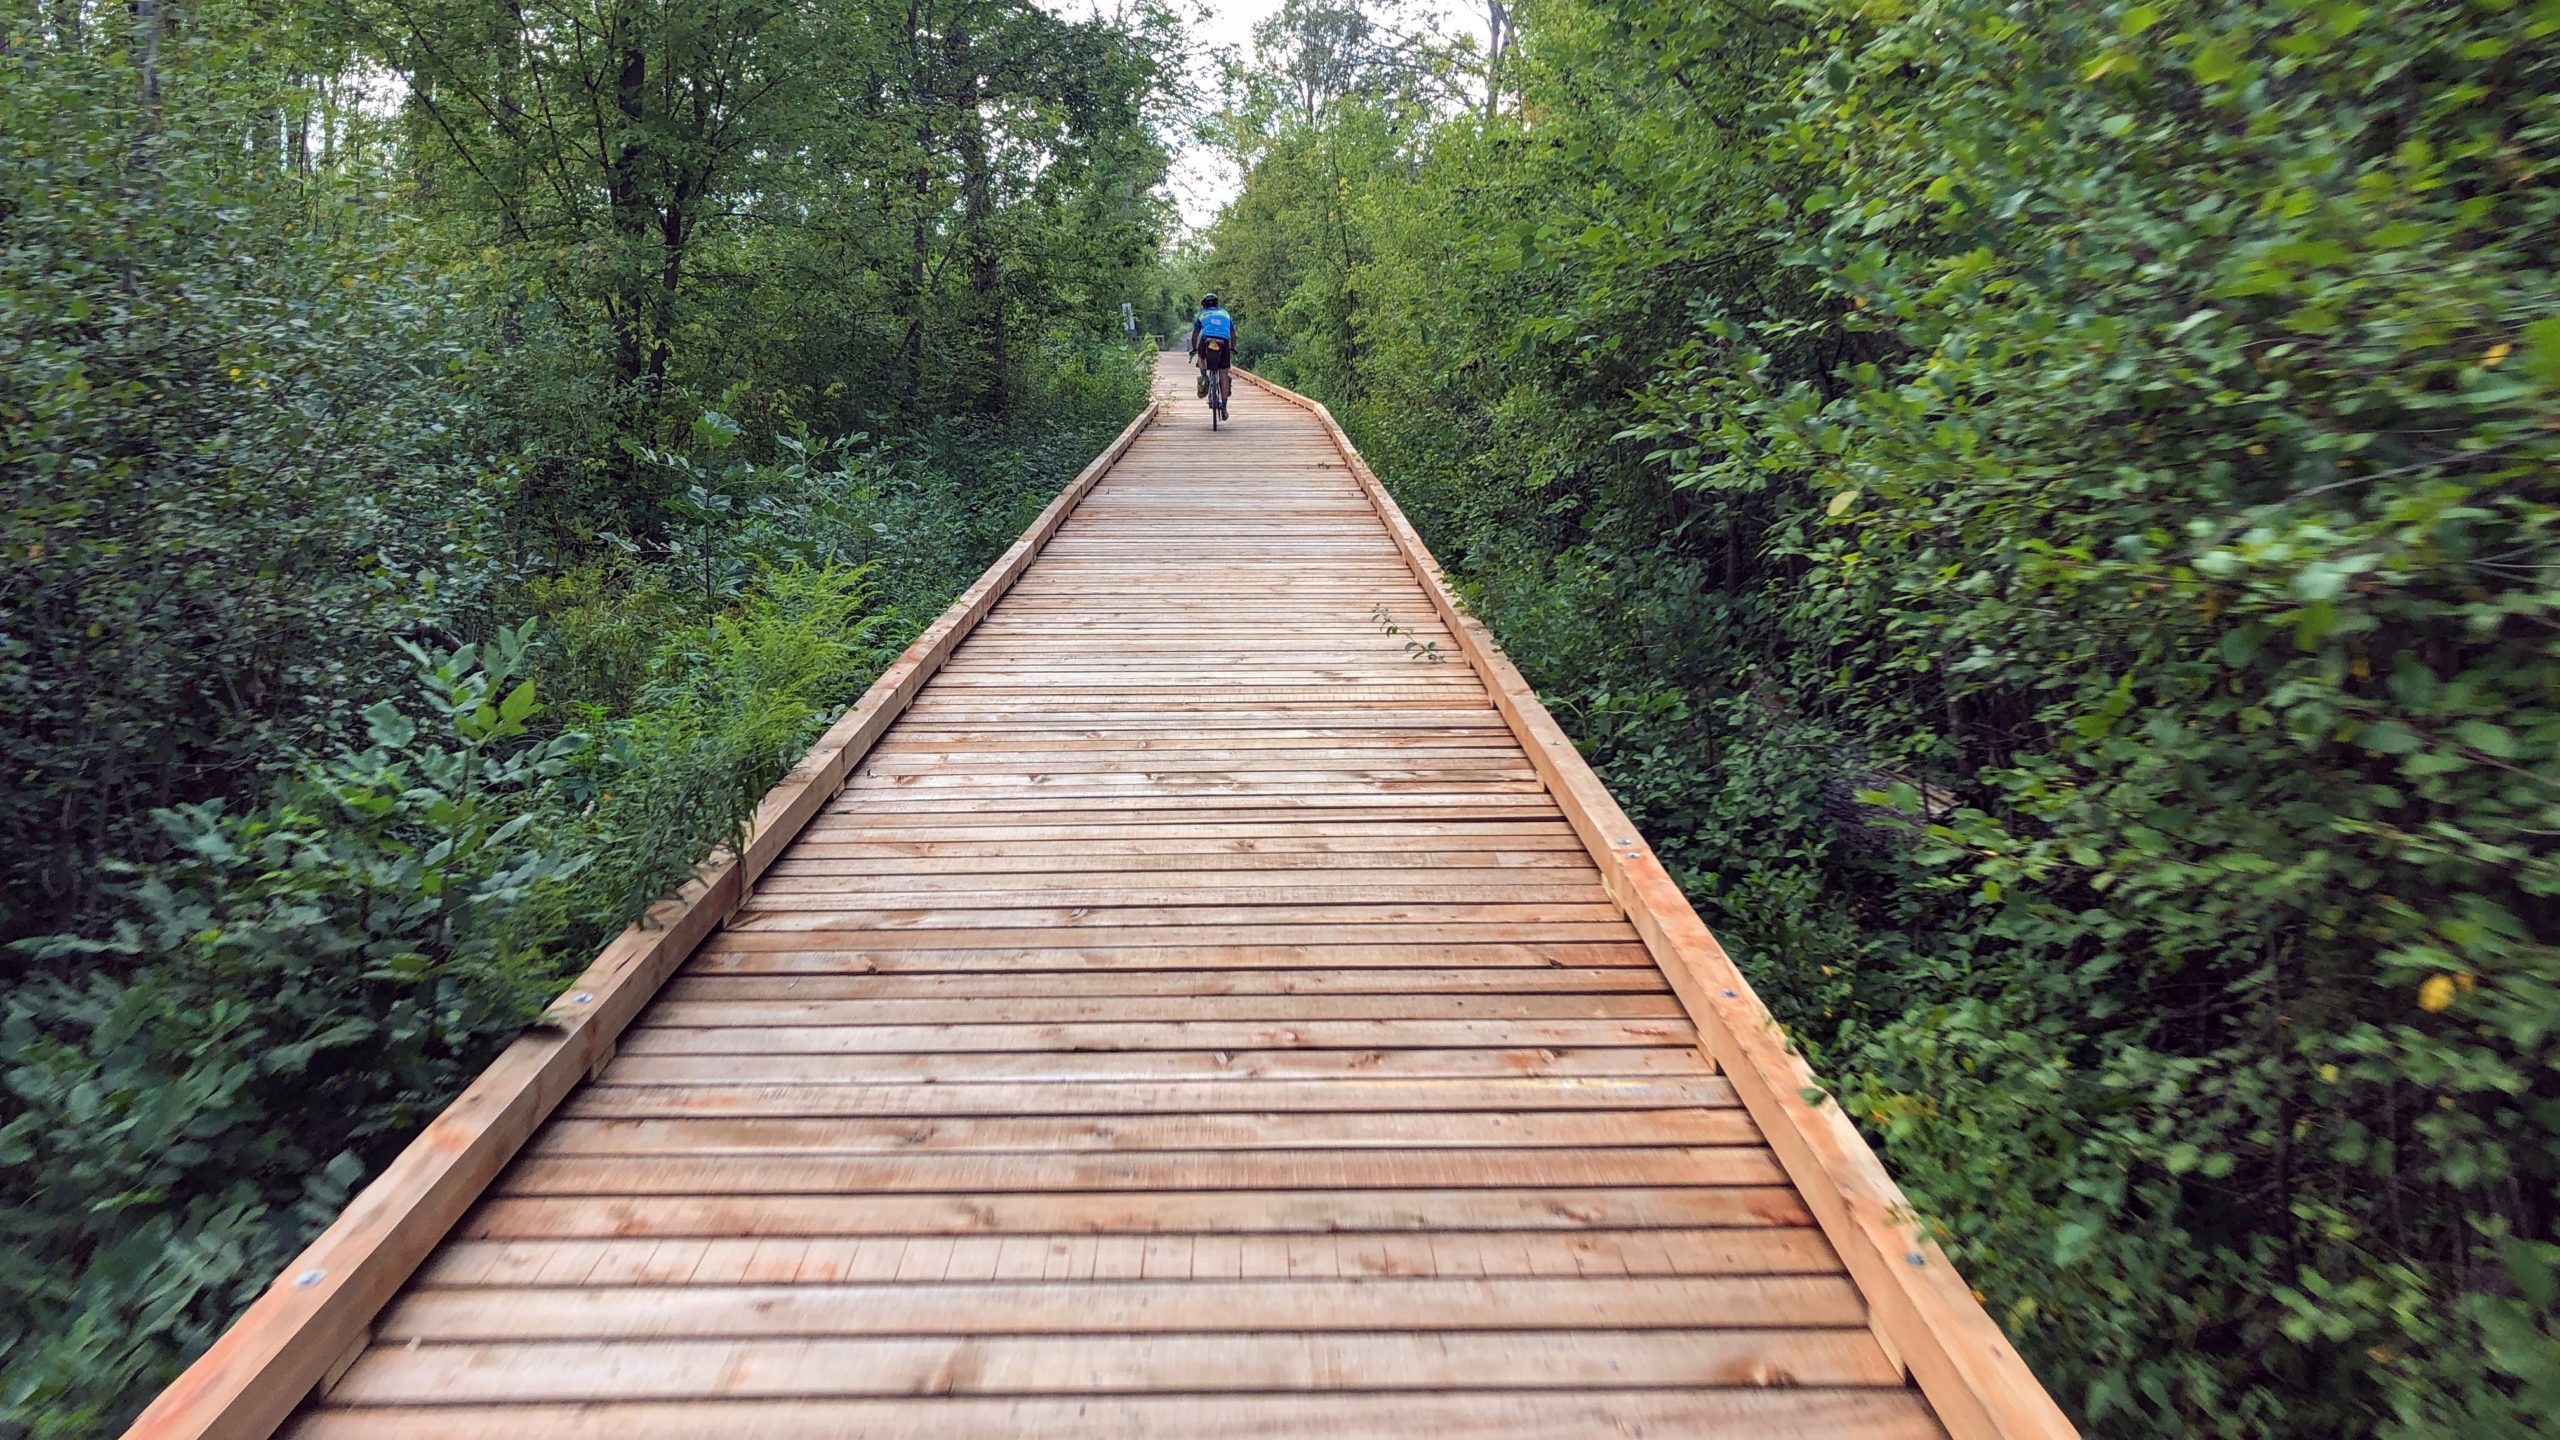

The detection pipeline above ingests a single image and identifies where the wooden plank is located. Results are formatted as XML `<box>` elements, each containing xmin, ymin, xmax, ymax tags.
<box><xmin>413</xmin><ymin>1226</ymin><xmax>1845</xmax><ymax>1287</ymax></box>
<box><xmin>318</xmin><ymin>1330</ymin><xmax>1903</xmax><ymax>1404</ymax></box>
<box><xmin>704</xmin><ymin>923</ymin><xmax>1648</xmax><ymax>950</ymax></box>
<box><xmin>559</xmin><ymin>1076</ymin><xmax>1740</xmax><ymax>1118</ymax></box>
<box><xmin>633</xmin><ymin>992</ymin><xmax>1683</xmax><ymax>1022</ymax></box>
<box><xmin>740</xmin><ymin>881</ymin><xmax>1615</xmax><ymax>907</ymax></box>
<box><xmin>285</xmin><ymin>1392</ymin><xmax>1949</xmax><ymax>1440</ymax></box>
<box><xmin>766</xmin><ymin>860</ymin><xmax>1603</xmax><ymax>883</ymax></box>
<box><xmin>656</xmin><ymin>966</ymin><xmax>1666</xmax><ymax>996</ymax></box>
<box><xmin>524</xmin><ymin>1108</ymin><xmax>1756</xmax><ymax>1154</ymax></box>
<box><xmin>491</xmin><ymin>1146</ymin><xmax>1790</xmax><ymax>1195</ymax></box>
<box><xmin>594</xmin><ymin>1045</ymin><xmax>1712</xmax><ymax>1083</ymax></box>
<box><xmin>121</xmin><ymin>402</ymin><xmax>1167</xmax><ymax>1440</ymax></box>
<box><xmin>727</xmin><ymin>903</ymin><xmax>1632</xmax><ymax>930</ymax></box>
<box><xmin>1243</xmin><ymin>367</ymin><xmax>2076</xmax><ymax>1439</ymax></box>
<box><xmin>783</xmin><ymin>823</ymin><xmax>1584</xmax><ymax>846</ymax></box>
<box><xmin>613</xmin><ymin>1019</ymin><xmax>1695</xmax><ymax>1055</ymax></box>
<box><xmin>686</xmin><ymin>939</ymin><xmax>1657</xmax><ymax>971</ymax></box>
<box><xmin>661</xmin><ymin>961</ymin><xmax>1660</xmax><ymax>992</ymax></box>
<box><xmin>374</xmin><ymin>1274</ymin><xmax>1868</xmax><ymax>1340</ymax></box>
<box><xmin>461</xmin><ymin>1186</ymin><xmax>1820</xmax><ymax>1240</ymax></box>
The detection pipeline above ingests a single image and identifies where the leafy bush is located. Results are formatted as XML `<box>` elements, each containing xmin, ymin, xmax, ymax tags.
<box><xmin>566</xmin><ymin>564</ymin><xmax>892</xmax><ymax>937</ymax></box>
<box><xmin>1</xmin><ymin>629</ymin><xmax>586</xmax><ymax>1434</ymax></box>
<box><xmin>1</xmin><ymin>563</ymin><xmax>912</xmax><ymax>1432</ymax></box>
<box><xmin>0</xmin><ymin>42</ymin><xmax>498</xmax><ymax>937</ymax></box>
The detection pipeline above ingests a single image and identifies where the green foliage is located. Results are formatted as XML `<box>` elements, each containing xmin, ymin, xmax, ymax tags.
<box><xmin>0</xmin><ymin>25</ymin><xmax>501</xmax><ymax>934</ymax></box>
<box><xmin>1205</xmin><ymin>0</ymin><xmax>2560</xmax><ymax>1432</ymax></box>
<box><xmin>566</xmin><ymin>564</ymin><xmax>890</xmax><ymax>936</ymax></box>
<box><xmin>1</xmin><ymin>629</ymin><xmax>586</xmax><ymax>1433</ymax></box>
<box><xmin>0</xmin><ymin>0</ymin><xmax>1159</xmax><ymax>1430</ymax></box>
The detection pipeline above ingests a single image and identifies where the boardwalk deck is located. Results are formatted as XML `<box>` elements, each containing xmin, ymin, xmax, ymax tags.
<box><xmin>131</xmin><ymin>357</ymin><xmax>2073</xmax><ymax>1440</ymax></box>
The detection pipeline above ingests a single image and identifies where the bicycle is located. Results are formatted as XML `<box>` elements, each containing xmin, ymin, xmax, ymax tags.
<box><xmin>1202</xmin><ymin>360</ymin><xmax>1231</xmax><ymax>428</ymax></box>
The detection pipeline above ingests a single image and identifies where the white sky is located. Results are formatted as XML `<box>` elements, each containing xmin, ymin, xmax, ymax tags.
<box><xmin>1159</xmin><ymin>0</ymin><xmax>1272</xmax><ymax>231</ymax></box>
<box><xmin>1168</xmin><ymin>0</ymin><xmax>1488</xmax><ymax>229</ymax></box>
<box><xmin>1047</xmin><ymin>0</ymin><xmax>1489</xmax><ymax>232</ymax></box>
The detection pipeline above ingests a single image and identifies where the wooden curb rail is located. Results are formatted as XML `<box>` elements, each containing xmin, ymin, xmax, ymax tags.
<box><xmin>120</xmin><ymin>401</ymin><xmax>1162</xmax><ymax>1440</ymax></box>
<box><xmin>1239</xmin><ymin>369</ymin><xmax>2078</xmax><ymax>1440</ymax></box>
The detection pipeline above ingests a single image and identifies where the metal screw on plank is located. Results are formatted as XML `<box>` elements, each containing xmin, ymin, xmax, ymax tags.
<box><xmin>1722</xmin><ymin>989</ymin><xmax>1738</xmax><ymax>998</ymax></box>
<box><xmin>294</xmin><ymin>1269</ymin><xmax>326</xmax><ymax>1288</ymax></box>
<box><xmin>571</xmin><ymin>992</ymin><xmax>595</xmax><ymax>1004</ymax></box>
<box><xmin>1906</xmin><ymin>1252</ymin><xmax>1927</xmax><ymax>1267</ymax></box>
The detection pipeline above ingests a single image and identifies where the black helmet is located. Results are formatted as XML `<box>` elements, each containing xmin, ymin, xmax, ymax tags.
<box><xmin>1201</xmin><ymin>293</ymin><xmax>1220</xmax><ymax>308</ymax></box>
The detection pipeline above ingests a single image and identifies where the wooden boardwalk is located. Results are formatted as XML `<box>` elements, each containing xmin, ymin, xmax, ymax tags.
<box><xmin>134</xmin><ymin>358</ymin><xmax>2072</xmax><ymax>1440</ymax></box>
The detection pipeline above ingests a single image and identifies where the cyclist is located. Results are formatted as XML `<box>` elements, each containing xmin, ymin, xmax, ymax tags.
<box><xmin>1189</xmin><ymin>293</ymin><xmax>1235</xmax><ymax>414</ymax></box>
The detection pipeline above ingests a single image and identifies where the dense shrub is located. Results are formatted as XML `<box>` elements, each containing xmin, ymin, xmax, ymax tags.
<box><xmin>0</xmin><ymin>45</ymin><xmax>498</xmax><ymax>936</ymax></box>
<box><xmin>1207</xmin><ymin>0</ymin><xmax>2560</xmax><ymax>1432</ymax></box>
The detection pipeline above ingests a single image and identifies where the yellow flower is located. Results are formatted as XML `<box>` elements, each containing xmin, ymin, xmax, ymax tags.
<box><xmin>2481</xmin><ymin>342</ymin><xmax>2511</xmax><ymax>367</ymax></box>
<box><xmin>2417</xmin><ymin>975</ymin><xmax>2456</xmax><ymax>1012</ymax></box>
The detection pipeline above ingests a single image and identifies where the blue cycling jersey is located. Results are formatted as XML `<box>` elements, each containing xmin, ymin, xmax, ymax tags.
<box><xmin>1197</xmin><ymin>308</ymin><xmax>1234</xmax><ymax>340</ymax></box>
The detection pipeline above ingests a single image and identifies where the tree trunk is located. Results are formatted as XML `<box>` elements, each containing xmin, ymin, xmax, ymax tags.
<box><xmin>607</xmin><ymin>9</ymin><xmax>653</xmax><ymax>510</ymax></box>
<box><xmin>133</xmin><ymin>0</ymin><xmax>164</xmax><ymax>114</ymax></box>
<box><xmin>900</xmin><ymin>0</ymin><xmax>934</xmax><ymax>408</ymax></box>
<box><xmin>608</xmin><ymin>17</ymin><xmax>654</xmax><ymax>382</ymax></box>
<box><xmin>951</xmin><ymin>19</ymin><xmax>1003</xmax><ymax>413</ymax></box>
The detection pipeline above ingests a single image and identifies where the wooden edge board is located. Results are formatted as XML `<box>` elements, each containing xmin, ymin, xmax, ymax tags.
<box><xmin>120</xmin><ymin>402</ymin><xmax>1164</xmax><ymax>1440</ymax></box>
<box><xmin>1236</xmin><ymin>370</ymin><xmax>2077</xmax><ymax>1440</ymax></box>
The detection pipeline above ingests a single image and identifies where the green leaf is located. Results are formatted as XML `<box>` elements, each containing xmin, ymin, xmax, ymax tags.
<box><xmin>363</xmin><ymin>701</ymin><xmax>416</xmax><ymax>750</ymax></box>
<box><xmin>2452</xmin><ymin>720</ymin><xmax>2521</xmax><ymax>758</ymax></box>
<box><xmin>2356</xmin><ymin>720</ymin><xmax>2425</xmax><ymax>754</ymax></box>
<box><xmin>498</xmin><ymin>678</ymin><xmax>538</xmax><ymax>727</ymax></box>
<box><xmin>2519</xmin><ymin>314</ymin><xmax>2560</xmax><ymax>386</ymax></box>
<box><xmin>2292</xmin><ymin>563</ymin><xmax>2347</xmax><ymax>602</ymax></box>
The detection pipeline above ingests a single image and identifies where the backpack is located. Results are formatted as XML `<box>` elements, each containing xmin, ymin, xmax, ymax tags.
<box><xmin>1197</xmin><ymin>308</ymin><xmax>1234</xmax><ymax>341</ymax></box>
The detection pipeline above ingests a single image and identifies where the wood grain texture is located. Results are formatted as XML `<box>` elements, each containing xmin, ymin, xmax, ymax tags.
<box><xmin>281</xmin><ymin>1392</ymin><xmax>1948</xmax><ymax>1440</ymax></box>
<box><xmin>169</xmin><ymin>356</ymin><xmax>2054</xmax><ymax>1439</ymax></box>
<box><xmin>121</xmin><ymin>400</ymin><xmax>1163</xmax><ymax>1440</ymax></box>
<box><xmin>1242</xmin><ymin>366</ymin><xmax>2074</xmax><ymax>1440</ymax></box>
